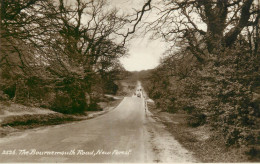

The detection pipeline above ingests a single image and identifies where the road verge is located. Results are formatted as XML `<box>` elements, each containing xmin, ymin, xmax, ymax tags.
<box><xmin>146</xmin><ymin>101</ymin><xmax>257</xmax><ymax>162</ymax></box>
<box><xmin>0</xmin><ymin>96</ymin><xmax>123</xmax><ymax>138</ymax></box>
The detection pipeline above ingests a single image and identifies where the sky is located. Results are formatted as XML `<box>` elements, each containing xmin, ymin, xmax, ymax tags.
<box><xmin>120</xmin><ymin>36</ymin><xmax>167</xmax><ymax>71</ymax></box>
<box><xmin>63</xmin><ymin>0</ymin><xmax>167</xmax><ymax>71</ymax></box>
<box><xmin>109</xmin><ymin>0</ymin><xmax>168</xmax><ymax>71</ymax></box>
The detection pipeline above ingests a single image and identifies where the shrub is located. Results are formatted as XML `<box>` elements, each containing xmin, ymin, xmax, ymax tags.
<box><xmin>188</xmin><ymin>113</ymin><xmax>207</xmax><ymax>127</ymax></box>
<box><xmin>50</xmin><ymin>78</ymin><xmax>88</xmax><ymax>114</ymax></box>
<box><xmin>1</xmin><ymin>83</ymin><xmax>16</xmax><ymax>99</ymax></box>
<box><xmin>87</xmin><ymin>102</ymin><xmax>102</xmax><ymax>111</ymax></box>
<box><xmin>143</xmin><ymin>46</ymin><xmax>260</xmax><ymax>154</ymax></box>
<box><xmin>51</xmin><ymin>89</ymin><xmax>87</xmax><ymax>114</ymax></box>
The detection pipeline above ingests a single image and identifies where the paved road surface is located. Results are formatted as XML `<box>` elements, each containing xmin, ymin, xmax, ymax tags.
<box><xmin>0</xmin><ymin>83</ymin><xmax>197</xmax><ymax>163</ymax></box>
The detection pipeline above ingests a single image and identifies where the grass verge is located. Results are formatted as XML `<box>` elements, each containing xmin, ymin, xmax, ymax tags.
<box><xmin>0</xmin><ymin>113</ymin><xmax>83</xmax><ymax>137</ymax></box>
<box><xmin>0</xmin><ymin>96</ymin><xmax>123</xmax><ymax>138</ymax></box>
<box><xmin>147</xmin><ymin>101</ymin><xmax>259</xmax><ymax>162</ymax></box>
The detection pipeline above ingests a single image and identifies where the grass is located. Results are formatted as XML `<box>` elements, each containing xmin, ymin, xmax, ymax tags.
<box><xmin>0</xmin><ymin>80</ymin><xmax>132</xmax><ymax>138</ymax></box>
<box><xmin>0</xmin><ymin>113</ymin><xmax>84</xmax><ymax>138</ymax></box>
<box><xmin>147</xmin><ymin>101</ymin><xmax>258</xmax><ymax>162</ymax></box>
<box><xmin>0</xmin><ymin>85</ymin><xmax>127</xmax><ymax>138</ymax></box>
<box><xmin>1</xmin><ymin>113</ymin><xmax>82</xmax><ymax>129</ymax></box>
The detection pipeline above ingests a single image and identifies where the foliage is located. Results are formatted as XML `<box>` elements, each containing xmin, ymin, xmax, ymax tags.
<box><xmin>0</xmin><ymin>0</ymin><xmax>138</xmax><ymax>113</ymax></box>
<box><xmin>145</xmin><ymin>0</ymin><xmax>259</xmax><ymax>58</ymax></box>
<box><xmin>142</xmin><ymin>44</ymin><xmax>260</xmax><ymax>154</ymax></box>
<box><xmin>137</xmin><ymin>0</ymin><xmax>260</xmax><ymax>157</ymax></box>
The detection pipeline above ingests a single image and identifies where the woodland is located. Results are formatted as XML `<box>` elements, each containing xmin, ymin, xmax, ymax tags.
<box><xmin>0</xmin><ymin>0</ymin><xmax>259</xmax><ymax>159</ymax></box>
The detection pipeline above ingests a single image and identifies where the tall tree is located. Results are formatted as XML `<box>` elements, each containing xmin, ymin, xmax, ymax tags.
<box><xmin>142</xmin><ymin>0</ymin><xmax>259</xmax><ymax>61</ymax></box>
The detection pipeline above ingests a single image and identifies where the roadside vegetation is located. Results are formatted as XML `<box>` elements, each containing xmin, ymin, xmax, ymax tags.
<box><xmin>0</xmin><ymin>79</ymin><xmax>136</xmax><ymax>137</ymax></box>
<box><xmin>0</xmin><ymin>0</ymin><xmax>259</xmax><ymax>161</ymax></box>
<box><xmin>137</xmin><ymin>0</ymin><xmax>260</xmax><ymax>161</ymax></box>
<box><xmin>0</xmin><ymin>0</ymin><xmax>143</xmax><ymax>114</ymax></box>
<box><xmin>0</xmin><ymin>0</ymin><xmax>142</xmax><ymax>136</ymax></box>
<box><xmin>147</xmin><ymin>101</ymin><xmax>258</xmax><ymax>162</ymax></box>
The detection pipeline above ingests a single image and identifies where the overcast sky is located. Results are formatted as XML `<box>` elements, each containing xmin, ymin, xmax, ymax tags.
<box><xmin>109</xmin><ymin>0</ymin><xmax>168</xmax><ymax>71</ymax></box>
<box><xmin>120</xmin><ymin>36</ymin><xmax>167</xmax><ymax>71</ymax></box>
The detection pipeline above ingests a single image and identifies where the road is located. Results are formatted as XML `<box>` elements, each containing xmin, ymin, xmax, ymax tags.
<box><xmin>0</xmin><ymin>83</ymin><xmax>197</xmax><ymax>163</ymax></box>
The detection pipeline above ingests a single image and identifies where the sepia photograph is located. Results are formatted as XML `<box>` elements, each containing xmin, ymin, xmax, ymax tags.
<box><xmin>0</xmin><ymin>0</ymin><xmax>259</xmax><ymax>163</ymax></box>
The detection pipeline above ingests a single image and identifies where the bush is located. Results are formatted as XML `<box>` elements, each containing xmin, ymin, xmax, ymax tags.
<box><xmin>143</xmin><ymin>46</ymin><xmax>260</xmax><ymax>154</ymax></box>
<box><xmin>1</xmin><ymin>83</ymin><xmax>16</xmax><ymax>99</ymax></box>
<box><xmin>246</xmin><ymin>146</ymin><xmax>260</xmax><ymax>161</ymax></box>
<box><xmin>104</xmin><ymin>81</ymin><xmax>118</xmax><ymax>95</ymax></box>
<box><xmin>188</xmin><ymin>113</ymin><xmax>206</xmax><ymax>127</ymax></box>
<box><xmin>50</xmin><ymin>78</ymin><xmax>88</xmax><ymax>114</ymax></box>
<box><xmin>87</xmin><ymin>102</ymin><xmax>102</xmax><ymax>111</ymax></box>
<box><xmin>51</xmin><ymin>89</ymin><xmax>87</xmax><ymax>114</ymax></box>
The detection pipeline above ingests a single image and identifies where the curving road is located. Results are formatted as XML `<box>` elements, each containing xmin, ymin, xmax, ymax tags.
<box><xmin>0</xmin><ymin>83</ymin><xmax>197</xmax><ymax>163</ymax></box>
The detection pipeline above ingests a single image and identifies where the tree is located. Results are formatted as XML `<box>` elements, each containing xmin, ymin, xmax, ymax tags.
<box><xmin>44</xmin><ymin>0</ymin><xmax>128</xmax><ymax>108</ymax></box>
<box><xmin>140</xmin><ymin>0</ymin><xmax>260</xmax><ymax>155</ymax></box>
<box><xmin>143</xmin><ymin>0</ymin><xmax>259</xmax><ymax>61</ymax></box>
<box><xmin>0</xmin><ymin>0</ymin><xmax>55</xmax><ymax>101</ymax></box>
<box><xmin>0</xmin><ymin>0</ymin><xmax>132</xmax><ymax>113</ymax></box>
